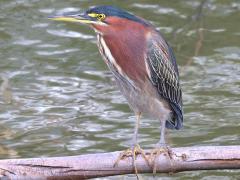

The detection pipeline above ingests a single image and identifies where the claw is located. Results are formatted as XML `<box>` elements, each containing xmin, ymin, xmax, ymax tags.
<box><xmin>113</xmin><ymin>144</ymin><xmax>151</xmax><ymax>175</ymax></box>
<box><xmin>150</xmin><ymin>144</ymin><xmax>173</xmax><ymax>174</ymax></box>
<box><xmin>113</xmin><ymin>148</ymin><xmax>132</xmax><ymax>168</ymax></box>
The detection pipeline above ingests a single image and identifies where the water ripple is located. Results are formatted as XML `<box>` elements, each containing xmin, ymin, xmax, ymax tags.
<box><xmin>47</xmin><ymin>29</ymin><xmax>94</xmax><ymax>39</ymax></box>
<box><xmin>14</xmin><ymin>38</ymin><xmax>41</xmax><ymax>46</ymax></box>
<box><xmin>36</xmin><ymin>48</ymin><xmax>79</xmax><ymax>56</ymax></box>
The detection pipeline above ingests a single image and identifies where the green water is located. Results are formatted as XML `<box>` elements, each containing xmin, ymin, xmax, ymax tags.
<box><xmin>0</xmin><ymin>0</ymin><xmax>239</xmax><ymax>179</ymax></box>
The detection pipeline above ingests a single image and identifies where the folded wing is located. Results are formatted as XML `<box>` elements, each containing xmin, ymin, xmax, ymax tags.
<box><xmin>146</xmin><ymin>34</ymin><xmax>183</xmax><ymax>129</ymax></box>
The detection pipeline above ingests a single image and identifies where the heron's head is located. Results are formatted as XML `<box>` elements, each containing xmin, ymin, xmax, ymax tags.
<box><xmin>49</xmin><ymin>5</ymin><xmax>150</xmax><ymax>34</ymax></box>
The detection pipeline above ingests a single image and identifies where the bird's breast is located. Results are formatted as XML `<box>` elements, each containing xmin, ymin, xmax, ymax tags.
<box><xmin>97</xmin><ymin>34</ymin><xmax>171</xmax><ymax>117</ymax></box>
<box><xmin>97</xmin><ymin>29</ymin><xmax>149</xmax><ymax>87</ymax></box>
<box><xmin>97</xmin><ymin>34</ymin><xmax>137</xmax><ymax>89</ymax></box>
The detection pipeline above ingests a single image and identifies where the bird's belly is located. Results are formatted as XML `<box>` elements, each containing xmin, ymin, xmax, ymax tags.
<box><xmin>115</xmin><ymin>77</ymin><xmax>171</xmax><ymax>121</ymax></box>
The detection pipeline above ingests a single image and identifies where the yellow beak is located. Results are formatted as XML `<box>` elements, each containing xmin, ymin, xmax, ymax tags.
<box><xmin>48</xmin><ymin>14</ymin><xmax>106</xmax><ymax>25</ymax></box>
<box><xmin>49</xmin><ymin>16</ymin><xmax>93</xmax><ymax>24</ymax></box>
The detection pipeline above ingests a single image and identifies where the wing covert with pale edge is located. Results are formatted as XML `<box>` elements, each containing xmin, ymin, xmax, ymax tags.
<box><xmin>146</xmin><ymin>35</ymin><xmax>183</xmax><ymax>129</ymax></box>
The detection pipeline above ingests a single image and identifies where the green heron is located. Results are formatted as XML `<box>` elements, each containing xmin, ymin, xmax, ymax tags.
<box><xmin>50</xmin><ymin>5</ymin><xmax>183</xmax><ymax>173</ymax></box>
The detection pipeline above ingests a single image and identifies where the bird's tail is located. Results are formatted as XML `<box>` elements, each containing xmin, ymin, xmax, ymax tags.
<box><xmin>166</xmin><ymin>103</ymin><xmax>183</xmax><ymax>130</ymax></box>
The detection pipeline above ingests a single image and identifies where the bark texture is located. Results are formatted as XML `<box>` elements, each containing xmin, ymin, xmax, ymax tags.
<box><xmin>0</xmin><ymin>146</ymin><xmax>239</xmax><ymax>179</ymax></box>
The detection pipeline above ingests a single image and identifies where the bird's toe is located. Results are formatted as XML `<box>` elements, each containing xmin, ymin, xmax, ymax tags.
<box><xmin>113</xmin><ymin>144</ymin><xmax>150</xmax><ymax>172</ymax></box>
<box><xmin>150</xmin><ymin>144</ymin><xmax>173</xmax><ymax>174</ymax></box>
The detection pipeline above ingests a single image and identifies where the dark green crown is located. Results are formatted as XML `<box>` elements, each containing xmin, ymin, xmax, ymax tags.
<box><xmin>86</xmin><ymin>5</ymin><xmax>149</xmax><ymax>26</ymax></box>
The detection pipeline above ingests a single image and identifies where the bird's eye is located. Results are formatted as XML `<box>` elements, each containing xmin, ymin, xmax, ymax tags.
<box><xmin>97</xmin><ymin>14</ymin><xmax>106</xmax><ymax>21</ymax></box>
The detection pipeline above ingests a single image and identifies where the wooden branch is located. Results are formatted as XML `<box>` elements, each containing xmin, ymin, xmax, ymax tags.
<box><xmin>0</xmin><ymin>146</ymin><xmax>240</xmax><ymax>179</ymax></box>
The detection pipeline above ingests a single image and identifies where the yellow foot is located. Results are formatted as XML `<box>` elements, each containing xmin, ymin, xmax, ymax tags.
<box><xmin>114</xmin><ymin>144</ymin><xmax>150</xmax><ymax>174</ymax></box>
<box><xmin>150</xmin><ymin>144</ymin><xmax>173</xmax><ymax>174</ymax></box>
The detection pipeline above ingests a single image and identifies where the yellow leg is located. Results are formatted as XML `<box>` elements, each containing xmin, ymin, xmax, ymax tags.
<box><xmin>114</xmin><ymin>113</ymin><xmax>150</xmax><ymax>176</ymax></box>
<box><xmin>150</xmin><ymin>120</ymin><xmax>173</xmax><ymax>174</ymax></box>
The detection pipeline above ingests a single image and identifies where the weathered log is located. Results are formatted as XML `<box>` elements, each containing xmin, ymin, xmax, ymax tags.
<box><xmin>0</xmin><ymin>146</ymin><xmax>239</xmax><ymax>179</ymax></box>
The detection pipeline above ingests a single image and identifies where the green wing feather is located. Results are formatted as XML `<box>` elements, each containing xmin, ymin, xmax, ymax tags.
<box><xmin>147</xmin><ymin>35</ymin><xmax>183</xmax><ymax>129</ymax></box>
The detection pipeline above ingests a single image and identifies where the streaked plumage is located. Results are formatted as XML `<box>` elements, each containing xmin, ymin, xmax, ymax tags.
<box><xmin>146</xmin><ymin>34</ymin><xmax>183</xmax><ymax>129</ymax></box>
